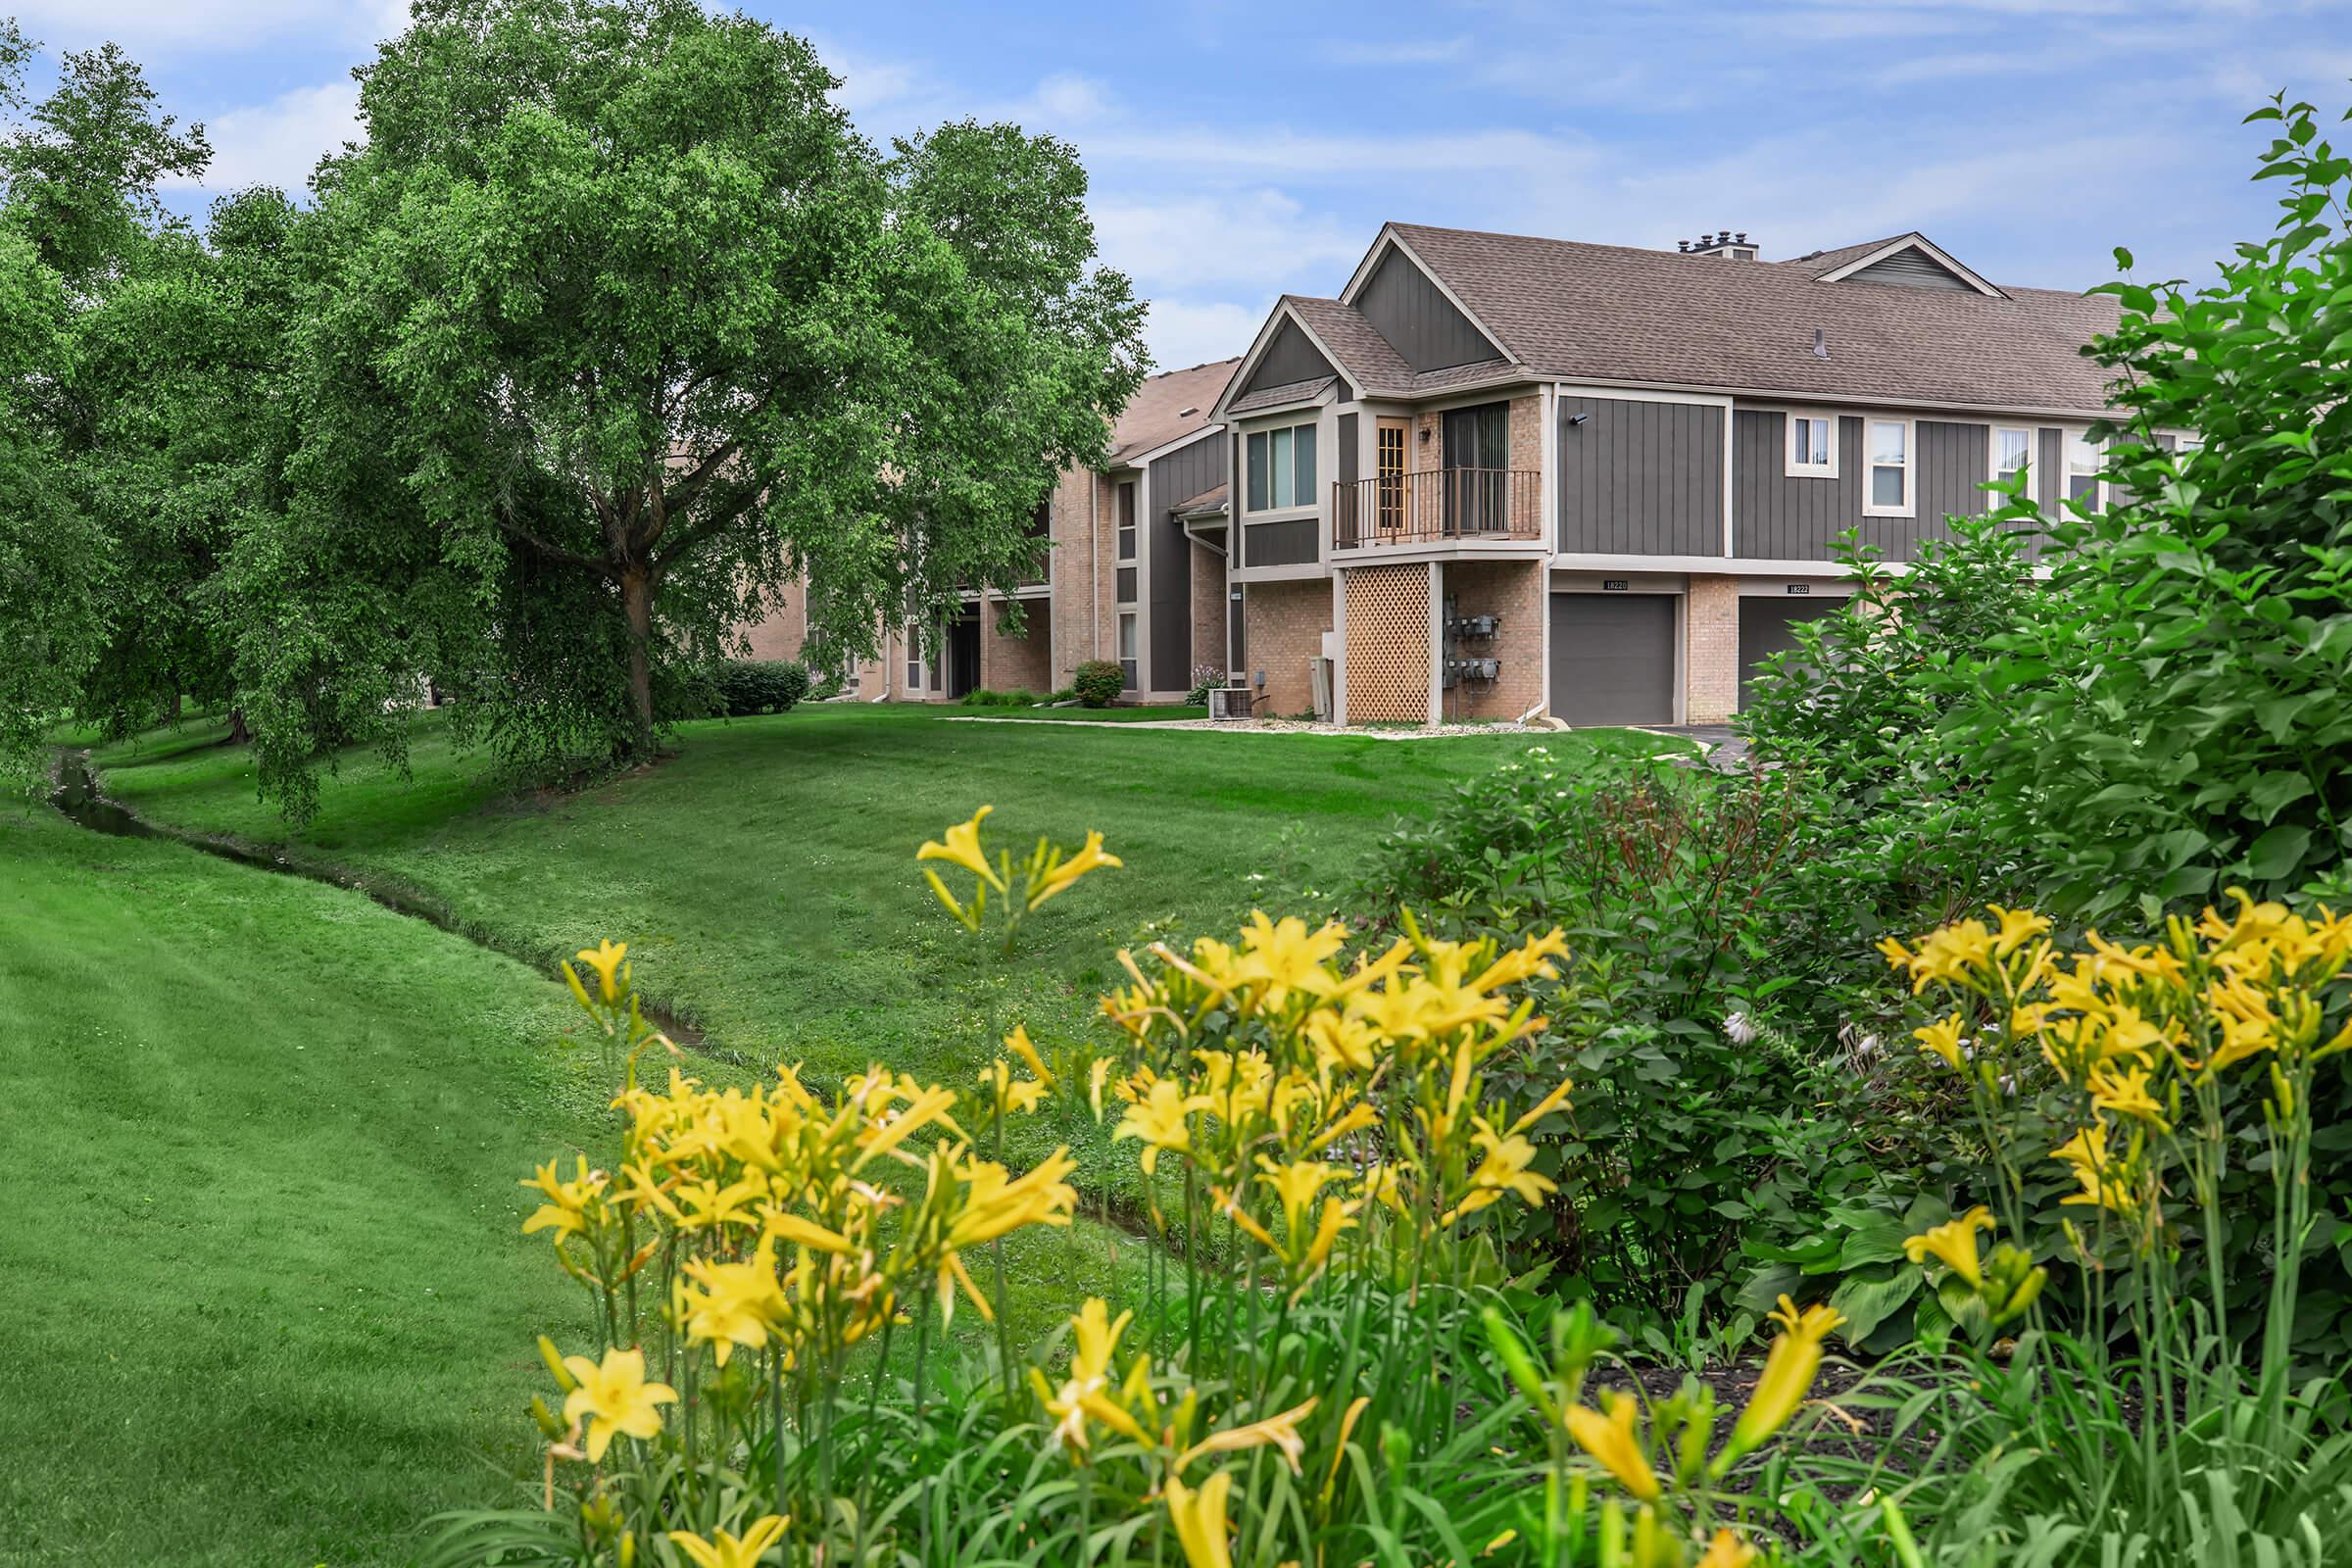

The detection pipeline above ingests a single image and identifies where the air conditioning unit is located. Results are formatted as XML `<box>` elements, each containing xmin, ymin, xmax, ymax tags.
<box><xmin>1209</xmin><ymin>686</ymin><xmax>1255</xmax><ymax>721</ymax></box>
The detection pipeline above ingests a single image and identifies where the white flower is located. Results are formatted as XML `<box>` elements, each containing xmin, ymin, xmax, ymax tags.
<box><xmin>1723</xmin><ymin>1011</ymin><xmax>1757</xmax><ymax>1045</ymax></box>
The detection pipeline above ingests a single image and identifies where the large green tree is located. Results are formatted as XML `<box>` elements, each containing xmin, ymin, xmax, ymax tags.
<box><xmin>239</xmin><ymin>0</ymin><xmax>1144</xmax><ymax>812</ymax></box>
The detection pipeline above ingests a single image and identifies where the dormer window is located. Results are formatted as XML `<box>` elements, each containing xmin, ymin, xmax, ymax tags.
<box><xmin>1785</xmin><ymin>413</ymin><xmax>1837</xmax><ymax>478</ymax></box>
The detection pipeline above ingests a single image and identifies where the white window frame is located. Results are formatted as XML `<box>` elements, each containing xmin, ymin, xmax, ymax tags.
<box><xmin>1116</xmin><ymin>612</ymin><xmax>1139</xmax><ymax>691</ymax></box>
<box><xmin>2064</xmin><ymin>428</ymin><xmax>2104</xmax><ymax>511</ymax></box>
<box><xmin>1244</xmin><ymin>418</ymin><xmax>1319</xmax><ymax>516</ymax></box>
<box><xmin>1861</xmin><ymin>416</ymin><xmax>1915</xmax><ymax>518</ymax></box>
<box><xmin>1784</xmin><ymin>411</ymin><xmax>1838</xmax><ymax>479</ymax></box>
<box><xmin>1988</xmin><ymin>424</ymin><xmax>2034</xmax><ymax>497</ymax></box>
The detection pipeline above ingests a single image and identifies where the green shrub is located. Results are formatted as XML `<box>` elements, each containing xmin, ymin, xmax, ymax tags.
<box><xmin>710</xmin><ymin>660</ymin><xmax>808</xmax><ymax>716</ymax></box>
<box><xmin>960</xmin><ymin>687</ymin><xmax>1043</xmax><ymax>709</ymax></box>
<box><xmin>1352</xmin><ymin>749</ymin><xmax>1893</xmax><ymax>1337</ymax></box>
<box><xmin>1069</xmin><ymin>660</ymin><xmax>1123</xmax><ymax>709</ymax></box>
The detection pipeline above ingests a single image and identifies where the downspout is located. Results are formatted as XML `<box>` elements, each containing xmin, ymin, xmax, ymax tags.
<box><xmin>1090</xmin><ymin>470</ymin><xmax>1102</xmax><ymax>662</ymax></box>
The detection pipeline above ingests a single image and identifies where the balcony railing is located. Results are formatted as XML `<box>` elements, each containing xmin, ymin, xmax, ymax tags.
<box><xmin>1332</xmin><ymin>467</ymin><xmax>1544</xmax><ymax>550</ymax></box>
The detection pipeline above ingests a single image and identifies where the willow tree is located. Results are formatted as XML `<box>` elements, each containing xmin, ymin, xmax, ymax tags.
<box><xmin>241</xmin><ymin>0</ymin><xmax>1145</xmax><ymax>813</ymax></box>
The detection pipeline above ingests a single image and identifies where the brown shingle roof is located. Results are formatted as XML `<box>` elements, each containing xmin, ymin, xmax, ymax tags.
<box><xmin>1108</xmin><ymin>358</ymin><xmax>1240</xmax><ymax>464</ymax></box>
<box><xmin>1225</xmin><ymin>375</ymin><xmax>1336</xmax><ymax>416</ymax></box>
<box><xmin>1173</xmin><ymin>481</ymin><xmax>1228</xmax><ymax>515</ymax></box>
<box><xmin>1386</xmin><ymin>222</ymin><xmax>2121</xmax><ymax>415</ymax></box>
<box><xmin>1282</xmin><ymin>296</ymin><xmax>1411</xmax><ymax>391</ymax></box>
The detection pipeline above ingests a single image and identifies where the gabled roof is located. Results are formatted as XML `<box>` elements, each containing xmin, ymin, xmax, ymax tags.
<box><xmin>1106</xmin><ymin>358</ymin><xmax>1240</xmax><ymax>465</ymax></box>
<box><xmin>1281</xmin><ymin>296</ymin><xmax>1410</xmax><ymax>389</ymax></box>
<box><xmin>1373</xmin><ymin>222</ymin><xmax>2122</xmax><ymax>416</ymax></box>
<box><xmin>1226</xmin><ymin>375</ymin><xmax>1337</xmax><ymax>416</ymax></box>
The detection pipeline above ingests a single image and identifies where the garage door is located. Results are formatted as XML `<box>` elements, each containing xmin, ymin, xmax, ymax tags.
<box><xmin>1738</xmin><ymin>596</ymin><xmax>1844</xmax><ymax>708</ymax></box>
<box><xmin>1549</xmin><ymin>593</ymin><xmax>1676</xmax><ymax>726</ymax></box>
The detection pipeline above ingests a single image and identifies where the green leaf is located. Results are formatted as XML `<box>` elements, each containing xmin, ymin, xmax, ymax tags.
<box><xmin>2245</xmin><ymin>822</ymin><xmax>2314</xmax><ymax>882</ymax></box>
<box><xmin>2246</xmin><ymin>770</ymin><xmax>2312</xmax><ymax>824</ymax></box>
<box><xmin>1827</xmin><ymin>1268</ymin><xmax>1924</xmax><ymax>1343</ymax></box>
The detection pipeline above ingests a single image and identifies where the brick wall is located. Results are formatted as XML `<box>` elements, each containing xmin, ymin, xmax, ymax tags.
<box><xmin>1189</xmin><ymin>539</ymin><xmax>1228</xmax><ymax>684</ymax></box>
<box><xmin>1440</xmin><ymin>560</ymin><xmax>1546</xmax><ymax>721</ymax></box>
<box><xmin>1048</xmin><ymin>467</ymin><xmax>1118</xmax><ymax>690</ymax></box>
<box><xmin>1244</xmin><ymin>579</ymin><xmax>1331</xmax><ymax>718</ymax></box>
<box><xmin>978</xmin><ymin>594</ymin><xmax>1053</xmax><ymax>694</ymax></box>
<box><xmin>1687</xmin><ymin>574</ymin><xmax>1740</xmax><ymax>723</ymax></box>
<box><xmin>738</xmin><ymin>573</ymin><xmax>810</xmax><ymax>662</ymax></box>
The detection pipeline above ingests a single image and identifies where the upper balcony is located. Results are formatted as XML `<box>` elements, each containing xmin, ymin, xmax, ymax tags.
<box><xmin>1332</xmin><ymin>468</ymin><xmax>1544</xmax><ymax>553</ymax></box>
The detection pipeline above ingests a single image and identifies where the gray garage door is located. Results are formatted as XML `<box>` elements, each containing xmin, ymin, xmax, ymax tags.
<box><xmin>1549</xmin><ymin>593</ymin><xmax>1676</xmax><ymax>726</ymax></box>
<box><xmin>1738</xmin><ymin>596</ymin><xmax>1845</xmax><ymax>708</ymax></box>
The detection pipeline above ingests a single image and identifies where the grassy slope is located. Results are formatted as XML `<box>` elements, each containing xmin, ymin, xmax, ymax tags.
<box><xmin>0</xmin><ymin>781</ymin><xmax>1141</xmax><ymax>1567</ymax></box>
<box><xmin>0</xmin><ymin>804</ymin><xmax>604</xmax><ymax>1567</ymax></box>
<box><xmin>90</xmin><ymin>704</ymin><xmax>1657</xmax><ymax>1090</ymax></box>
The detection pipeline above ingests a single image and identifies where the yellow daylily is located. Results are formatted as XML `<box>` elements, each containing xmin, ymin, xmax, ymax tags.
<box><xmin>559</xmin><ymin>1346</ymin><xmax>677</xmax><ymax>1462</ymax></box>
<box><xmin>918</xmin><ymin>806</ymin><xmax>1006</xmax><ymax>890</ymax></box>
<box><xmin>1164</xmin><ymin>1469</ymin><xmax>1235</xmax><ymax>1568</ymax></box>
<box><xmin>1697</xmin><ymin>1527</ymin><xmax>1759</xmax><ymax>1568</ymax></box>
<box><xmin>1028</xmin><ymin>830</ymin><xmax>1122</xmax><ymax>910</ymax></box>
<box><xmin>1176</xmin><ymin>1396</ymin><xmax>1320</xmax><ymax>1475</ymax></box>
<box><xmin>575</xmin><ymin>939</ymin><xmax>629</xmax><ymax>1003</ymax></box>
<box><xmin>1913</xmin><ymin>1013</ymin><xmax>1967</xmax><ymax>1071</ymax></box>
<box><xmin>520</xmin><ymin>1156</ymin><xmax>607</xmax><ymax>1242</ymax></box>
<box><xmin>678</xmin><ymin>1241</ymin><xmax>791</xmax><ymax>1365</ymax></box>
<box><xmin>1902</xmin><ymin>1205</ymin><xmax>1994</xmax><ymax>1286</ymax></box>
<box><xmin>1718</xmin><ymin>1296</ymin><xmax>1843</xmax><ymax>1470</ymax></box>
<box><xmin>1113</xmin><ymin>1078</ymin><xmax>1208</xmax><ymax>1174</ymax></box>
<box><xmin>666</xmin><ymin>1515</ymin><xmax>790</xmax><ymax>1568</ymax></box>
<box><xmin>1562</xmin><ymin>1391</ymin><xmax>1661</xmax><ymax>1501</ymax></box>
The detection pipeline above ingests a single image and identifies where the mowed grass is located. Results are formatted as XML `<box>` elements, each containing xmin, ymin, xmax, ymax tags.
<box><xmin>89</xmin><ymin>703</ymin><xmax>1664</xmax><ymax>1091</ymax></box>
<box><xmin>0</xmin><ymin>792</ymin><xmax>1140</xmax><ymax>1567</ymax></box>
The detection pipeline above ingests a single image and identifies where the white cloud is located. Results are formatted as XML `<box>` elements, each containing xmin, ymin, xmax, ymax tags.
<box><xmin>1026</xmin><ymin>72</ymin><xmax>1112</xmax><ymax>126</ymax></box>
<box><xmin>1140</xmin><ymin>297</ymin><xmax>1266</xmax><ymax>372</ymax></box>
<box><xmin>1091</xmin><ymin>188</ymin><xmax>1362</xmax><ymax>291</ymax></box>
<box><xmin>1319</xmin><ymin>37</ymin><xmax>1471</xmax><ymax>67</ymax></box>
<box><xmin>173</xmin><ymin>78</ymin><xmax>361</xmax><ymax>195</ymax></box>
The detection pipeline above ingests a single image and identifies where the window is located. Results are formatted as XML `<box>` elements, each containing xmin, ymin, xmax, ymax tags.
<box><xmin>1115</xmin><ymin>479</ymin><xmax>1136</xmax><ymax>561</ymax></box>
<box><xmin>1117</xmin><ymin>612</ymin><xmax>1138</xmax><ymax>691</ymax></box>
<box><xmin>904</xmin><ymin>623</ymin><xmax>924</xmax><ymax>691</ymax></box>
<box><xmin>1442</xmin><ymin>401</ymin><xmax>1511</xmax><ymax>532</ymax></box>
<box><xmin>1863</xmin><ymin>418</ymin><xmax>1913</xmax><ymax>516</ymax></box>
<box><xmin>2066</xmin><ymin>431</ymin><xmax>2102</xmax><ymax>512</ymax></box>
<box><xmin>1245</xmin><ymin>421</ymin><xmax>1317</xmax><ymax>513</ymax></box>
<box><xmin>1785</xmin><ymin>413</ymin><xmax>1837</xmax><ymax>478</ymax></box>
<box><xmin>1991</xmin><ymin>425</ymin><xmax>2033</xmax><ymax>496</ymax></box>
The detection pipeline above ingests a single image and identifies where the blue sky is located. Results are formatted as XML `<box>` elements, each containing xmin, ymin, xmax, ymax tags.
<box><xmin>14</xmin><ymin>0</ymin><xmax>2352</xmax><ymax>369</ymax></box>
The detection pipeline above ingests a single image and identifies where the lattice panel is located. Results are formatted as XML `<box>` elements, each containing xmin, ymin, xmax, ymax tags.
<box><xmin>1345</xmin><ymin>564</ymin><xmax>1431</xmax><ymax>724</ymax></box>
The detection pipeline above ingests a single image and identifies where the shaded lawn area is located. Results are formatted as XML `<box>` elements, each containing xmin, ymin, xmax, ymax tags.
<box><xmin>0</xmin><ymin>794</ymin><xmax>1135</xmax><ymax>1568</ymax></box>
<box><xmin>89</xmin><ymin>704</ymin><xmax>1666</xmax><ymax>1091</ymax></box>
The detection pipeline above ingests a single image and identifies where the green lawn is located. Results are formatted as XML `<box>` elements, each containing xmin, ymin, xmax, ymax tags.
<box><xmin>21</xmin><ymin>704</ymin><xmax>1659</xmax><ymax>1561</ymax></box>
<box><xmin>87</xmin><ymin>703</ymin><xmax>1661</xmax><ymax>1089</ymax></box>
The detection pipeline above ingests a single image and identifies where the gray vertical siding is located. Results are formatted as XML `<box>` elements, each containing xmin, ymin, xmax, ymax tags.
<box><xmin>1337</xmin><ymin>412</ymin><xmax>1358</xmax><ymax>489</ymax></box>
<box><xmin>1234</xmin><ymin>319</ymin><xmax>1336</xmax><ymax>401</ymax></box>
<box><xmin>1846</xmin><ymin>250</ymin><xmax>1974</xmax><ymax>289</ymax></box>
<box><xmin>1731</xmin><ymin>410</ymin><xmax>1990</xmax><ymax>563</ymax></box>
<box><xmin>2037</xmin><ymin>427</ymin><xmax>2063</xmax><ymax>509</ymax></box>
<box><xmin>1355</xmin><ymin>249</ymin><xmax>1499</xmax><ymax>371</ymax></box>
<box><xmin>1146</xmin><ymin>431</ymin><xmax>1227</xmax><ymax>690</ymax></box>
<box><xmin>1556</xmin><ymin>395</ymin><xmax>1724</xmax><ymax>556</ymax></box>
<box><xmin>1244</xmin><ymin>519</ymin><xmax>1320</xmax><ymax>566</ymax></box>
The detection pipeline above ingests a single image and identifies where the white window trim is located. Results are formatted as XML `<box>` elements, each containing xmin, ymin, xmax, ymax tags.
<box><xmin>1987</xmin><ymin>424</ymin><xmax>2034</xmax><ymax>496</ymax></box>
<box><xmin>1242</xmin><ymin>416</ymin><xmax>1321</xmax><ymax>518</ymax></box>
<box><xmin>1861</xmin><ymin>416</ymin><xmax>1916</xmax><ymax>518</ymax></box>
<box><xmin>2063</xmin><ymin>426</ymin><xmax>2105</xmax><ymax>511</ymax></box>
<box><xmin>1784</xmin><ymin>410</ymin><xmax>1838</xmax><ymax>479</ymax></box>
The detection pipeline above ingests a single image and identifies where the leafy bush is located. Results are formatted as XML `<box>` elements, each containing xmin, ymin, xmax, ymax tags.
<box><xmin>1914</xmin><ymin>97</ymin><xmax>2352</xmax><ymax>920</ymax></box>
<box><xmin>1352</xmin><ymin>748</ymin><xmax>1897</xmax><ymax>1336</ymax></box>
<box><xmin>1185</xmin><ymin>663</ymin><xmax>1222</xmax><ymax>706</ymax></box>
<box><xmin>1070</xmin><ymin>659</ymin><xmax>1123</xmax><ymax>708</ymax></box>
<box><xmin>710</xmin><ymin>659</ymin><xmax>808</xmax><ymax>716</ymax></box>
<box><xmin>961</xmin><ymin>687</ymin><xmax>1044</xmax><ymax>709</ymax></box>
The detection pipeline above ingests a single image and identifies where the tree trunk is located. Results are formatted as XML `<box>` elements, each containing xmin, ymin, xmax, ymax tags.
<box><xmin>619</xmin><ymin>565</ymin><xmax>658</xmax><ymax>760</ymax></box>
<box><xmin>226</xmin><ymin>706</ymin><xmax>251</xmax><ymax>745</ymax></box>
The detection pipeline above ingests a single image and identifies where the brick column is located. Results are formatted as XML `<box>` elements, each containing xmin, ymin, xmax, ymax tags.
<box><xmin>1686</xmin><ymin>574</ymin><xmax>1740</xmax><ymax>723</ymax></box>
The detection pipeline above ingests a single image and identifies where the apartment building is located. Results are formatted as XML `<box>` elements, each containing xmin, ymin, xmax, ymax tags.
<box><xmin>1210</xmin><ymin>223</ymin><xmax>2121</xmax><ymax>726</ymax></box>
<box><xmin>755</xmin><ymin>223</ymin><xmax>2123</xmax><ymax>725</ymax></box>
<box><xmin>744</xmin><ymin>357</ymin><xmax>1241</xmax><ymax>703</ymax></box>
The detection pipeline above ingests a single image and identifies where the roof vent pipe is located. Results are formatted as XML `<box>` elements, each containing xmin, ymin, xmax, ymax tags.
<box><xmin>1813</xmin><ymin>328</ymin><xmax>1830</xmax><ymax>360</ymax></box>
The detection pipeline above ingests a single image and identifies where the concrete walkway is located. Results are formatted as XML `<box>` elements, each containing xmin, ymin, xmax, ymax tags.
<box><xmin>1638</xmin><ymin>723</ymin><xmax>1750</xmax><ymax>770</ymax></box>
<box><xmin>939</xmin><ymin>715</ymin><xmax>1546</xmax><ymax>741</ymax></box>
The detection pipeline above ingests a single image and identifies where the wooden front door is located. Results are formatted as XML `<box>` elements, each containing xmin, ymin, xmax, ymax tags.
<box><xmin>1375</xmin><ymin>418</ymin><xmax>1408</xmax><ymax>536</ymax></box>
